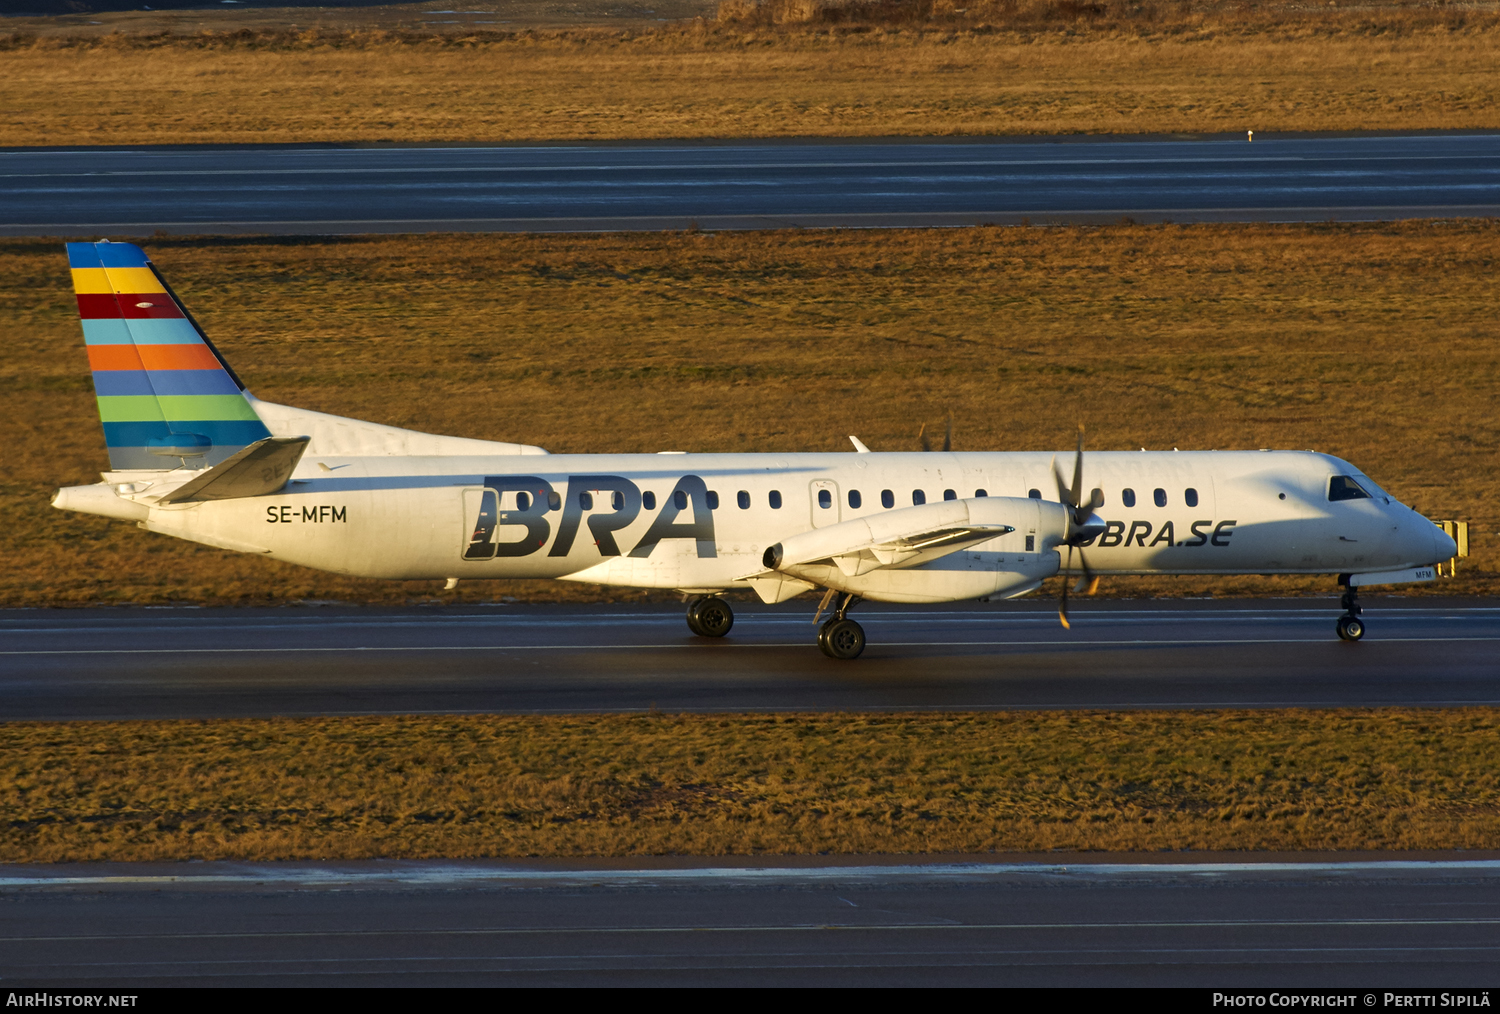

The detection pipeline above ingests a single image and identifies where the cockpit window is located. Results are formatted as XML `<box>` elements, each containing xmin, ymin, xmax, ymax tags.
<box><xmin>1328</xmin><ymin>475</ymin><xmax>1372</xmax><ymax>502</ymax></box>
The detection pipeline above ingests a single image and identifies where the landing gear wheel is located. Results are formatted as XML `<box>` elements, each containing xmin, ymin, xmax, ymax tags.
<box><xmin>1336</xmin><ymin>615</ymin><xmax>1365</xmax><ymax>641</ymax></box>
<box><xmin>686</xmin><ymin>596</ymin><xmax>734</xmax><ymax>638</ymax></box>
<box><xmin>1336</xmin><ymin>582</ymin><xmax>1365</xmax><ymax>642</ymax></box>
<box><xmin>819</xmin><ymin>618</ymin><xmax>866</xmax><ymax>660</ymax></box>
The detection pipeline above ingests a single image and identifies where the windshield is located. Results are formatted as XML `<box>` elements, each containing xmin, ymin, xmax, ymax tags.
<box><xmin>1328</xmin><ymin>475</ymin><xmax>1372</xmax><ymax>502</ymax></box>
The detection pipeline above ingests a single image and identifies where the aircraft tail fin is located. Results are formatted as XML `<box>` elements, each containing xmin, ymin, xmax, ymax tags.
<box><xmin>68</xmin><ymin>240</ymin><xmax>271</xmax><ymax>471</ymax></box>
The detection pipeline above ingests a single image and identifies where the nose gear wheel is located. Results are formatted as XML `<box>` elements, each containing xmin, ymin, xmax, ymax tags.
<box><xmin>1335</xmin><ymin>582</ymin><xmax>1365</xmax><ymax>641</ymax></box>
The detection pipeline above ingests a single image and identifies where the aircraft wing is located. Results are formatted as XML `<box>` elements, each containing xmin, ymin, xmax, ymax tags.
<box><xmin>753</xmin><ymin>498</ymin><xmax>1039</xmax><ymax>582</ymax></box>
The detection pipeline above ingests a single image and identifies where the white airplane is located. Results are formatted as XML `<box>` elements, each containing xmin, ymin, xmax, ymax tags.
<box><xmin>53</xmin><ymin>241</ymin><xmax>1456</xmax><ymax>658</ymax></box>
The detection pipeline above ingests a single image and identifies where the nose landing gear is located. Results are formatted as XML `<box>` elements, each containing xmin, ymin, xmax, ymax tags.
<box><xmin>686</xmin><ymin>596</ymin><xmax>734</xmax><ymax>638</ymax></box>
<box><xmin>1336</xmin><ymin>580</ymin><xmax>1365</xmax><ymax>641</ymax></box>
<box><xmin>817</xmin><ymin>593</ymin><xmax>865</xmax><ymax>659</ymax></box>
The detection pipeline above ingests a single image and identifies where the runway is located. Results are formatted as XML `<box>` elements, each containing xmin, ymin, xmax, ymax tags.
<box><xmin>2</xmin><ymin>599</ymin><xmax>1497</xmax><ymax>720</ymax></box>
<box><xmin>6</xmin><ymin>856</ymin><xmax>1500</xmax><ymax>986</ymax></box>
<box><xmin>4</xmin><ymin>133</ymin><xmax>1499</xmax><ymax>235</ymax></box>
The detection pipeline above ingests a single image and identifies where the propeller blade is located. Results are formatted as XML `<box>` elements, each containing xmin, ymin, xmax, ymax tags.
<box><xmin>1058</xmin><ymin>544</ymin><xmax>1073</xmax><ymax>629</ymax></box>
<box><xmin>1073</xmin><ymin>548</ymin><xmax>1100</xmax><ymax>596</ymax></box>
<box><xmin>1069</xmin><ymin>424</ymin><xmax>1085</xmax><ymax>511</ymax></box>
<box><xmin>918</xmin><ymin>422</ymin><xmax>931</xmax><ymax>453</ymax></box>
<box><xmin>1052</xmin><ymin>456</ymin><xmax>1071</xmax><ymax>506</ymax></box>
<box><xmin>942</xmin><ymin>413</ymin><xmax>952</xmax><ymax>453</ymax></box>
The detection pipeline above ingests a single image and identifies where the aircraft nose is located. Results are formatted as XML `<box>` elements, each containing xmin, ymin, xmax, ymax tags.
<box><xmin>1434</xmin><ymin>523</ymin><xmax>1458</xmax><ymax>562</ymax></box>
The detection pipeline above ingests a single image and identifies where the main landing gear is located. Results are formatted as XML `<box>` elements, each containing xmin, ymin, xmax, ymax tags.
<box><xmin>1336</xmin><ymin>579</ymin><xmax>1365</xmax><ymax>642</ymax></box>
<box><xmin>817</xmin><ymin>593</ymin><xmax>865</xmax><ymax>660</ymax></box>
<box><xmin>686</xmin><ymin>596</ymin><xmax>734</xmax><ymax>638</ymax></box>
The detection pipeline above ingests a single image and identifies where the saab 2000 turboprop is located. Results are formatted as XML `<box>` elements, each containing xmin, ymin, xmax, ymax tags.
<box><xmin>52</xmin><ymin>241</ymin><xmax>1456</xmax><ymax>658</ymax></box>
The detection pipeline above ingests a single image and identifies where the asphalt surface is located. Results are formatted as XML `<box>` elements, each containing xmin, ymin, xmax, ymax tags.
<box><xmin>4</xmin><ymin>134</ymin><xmax>1499</xmax><ymax>235</ymax></box>
<box><xmin>2</xmin><ymin>599</ymin><xmax>1497</xmax><ymax>720</ymax></box>
<box><xmin>6</xmin><ymin>857</ymin><xmax>1500</xmax><ymax>986</ymax></box>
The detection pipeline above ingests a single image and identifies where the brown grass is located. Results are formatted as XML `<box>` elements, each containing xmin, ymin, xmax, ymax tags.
<box><xmin>2</xmin><ymin>221</ymin><xmax>1495</xmax><ymax>607</ymax></box>
<box><xmin>4</xmin><ymin>2</ymin><xmax>1500</xmax><ymax>144</ymax></box>
<box><xmin>5</xmin><ymin>709</ymin><xmax>1500</xmax><ymax>861</ymax></box>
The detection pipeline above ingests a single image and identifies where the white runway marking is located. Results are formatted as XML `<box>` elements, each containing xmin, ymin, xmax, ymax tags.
<box><xmin>4</xmin><ymin>636</ymin><xmax>1499</xmax><ymax>655</ymax></box>
<box><xmin>6</xmin><ymin>859</ymin><xmax>1500</xmax><ymax>890</ymax></box>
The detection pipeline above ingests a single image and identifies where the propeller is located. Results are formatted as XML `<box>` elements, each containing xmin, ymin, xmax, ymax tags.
<box><xmin>917</xmin><ymin>414</ymin><xmax>953</xmax><ymax>452</ymax></box>
<box><xmin>1051</xmin><ymin>425</ymin><xmax>1107</xmax><ymax>630</ymax></box>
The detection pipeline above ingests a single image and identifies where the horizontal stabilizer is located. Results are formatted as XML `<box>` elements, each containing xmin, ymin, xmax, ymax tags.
<box><xmin>156</xmin><ymin>436</ymin><xmax>310</xmax><ymax>504</ymax></box>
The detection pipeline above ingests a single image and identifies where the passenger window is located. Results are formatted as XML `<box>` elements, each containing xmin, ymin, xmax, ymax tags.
<box><xmin>706</xmin><ymin>490</ymin><xmax>719</xmax><ymax>510</ymax></box>
<box><xmin>912</xmin><ymin>490</ymin><xmax>926</xmax><ymax>506</ymax></box>
<box><xmin>1184</xmin><ymin>487</ymin><xmax>1198</xmax><ymax>508</ymax></box>
<box><xmin>1122</xmin><ymin>488</ymin><xmax>1136</xmax><ymax>508</ymax></box>
<box><xmin>818</xmin><ymin>489</ymin><xmax>832</xmax><ymax>509</ymax></box>
<box><xmin>769</xmin><ymin>490</ymin><xmax>782</xmax><ymax>509</ymax></box>
<box><xmin>1328</xmin><ymin>475</ymin><xmax>1371</xmax><ymax>501</ymax></box>
<box><xmin>517</xmin><ymin>491</ymin><xmax>532</xmax><ymax>511</ymax></box>
<box><xmin>848</xmin><ymin>489</ymin><xmax>862</xmax><ymax>509</ymax></box>
<box><xmin>1028</xmin><ymin>488</ymin><xmax>1041</xmax><ymax>500</ymax></box>
<box><xmin>943</xmin><ymin>489</ymin><xmax>956</xmax><ymax>501</ymax></box>
<box><xmin>642</xmin><ymin>491</ymin><xmax>656</xmax><ymax>510</ymax></box>
<box><xmin>1153</xmin><ymin>488</ymin><xmax>1167</xmax><ymax>508</ymax></box>
<box><xmin>579</xmin><ymin>491</ymin><xmax>593</xmax><ymax>510</ymax></box>
<box><xmin>674</xmin><ymin>490</ymin><xmax>688</xmax><ymax>510</ymax></box>
<box><xmin>548</xmin><ymin>490</ymin><xmax>561</xmax><ymax>511</ymax></box>
<box><xmin>737</xmin><ymin>490</ymin><xmax>750</xmax><ymax>510</ymax></box>
<box><xmin>881</xmin><ymin>489</ymin><xmax>894</xmax><ymax>508</ymax></box>
<box><xmin>1092</xmin><ymin>487</ymin><xmax>1104</xmax><ymax>506</ymax></box>
<box><xmin>974</xmin><ymin>488</ymin><xmax>987</xmax><ymax>498</ymax></box>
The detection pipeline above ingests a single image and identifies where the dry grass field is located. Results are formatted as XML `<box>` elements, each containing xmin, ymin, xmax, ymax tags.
<box><xmin>3</xmin><ymin>1</ymin><xmax>1500</xmax><ymax>144</ymax></box>
<box><xmin>5</xmin><ymin>708</ymin><xmax>1499</xmax><ymax>861</ymax></box>
<box><xmin>3</xmin><ymin>221</ymin><xmax>1494</xmax><ymax>606</ymax></box>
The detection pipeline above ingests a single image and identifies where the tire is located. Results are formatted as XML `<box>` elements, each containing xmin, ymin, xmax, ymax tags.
<box><xmin>1341</xmin><ymin>616</ymin><xmax>1365</xmax><ymax>642</ymax></box>
<box><xmin>685</xmin><ymin>601</ymin><xmax>705</xmax><ymax>636</ymax></box>
<box><xmin>693</xmin><ymin>597</ymin><xmax>734</xmax><ymax>638</ymax></box>
<box><xmin>819</xmin><ymin>618</ymin><xmax>866</xmax><ymax>660</ymax></box>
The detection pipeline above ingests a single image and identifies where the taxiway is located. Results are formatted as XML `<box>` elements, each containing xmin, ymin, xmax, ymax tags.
<box><xmin>5</xmin><ymin>856</ymin><xmax>1500</xmax><ymax>986</ymax></box>
<box><xmin>4</xmin><ymin>133</ymin><xmax>1498</xmax><ymax>234</ymax></box>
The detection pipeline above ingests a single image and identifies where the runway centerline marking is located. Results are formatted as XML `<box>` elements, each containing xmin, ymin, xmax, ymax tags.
<box><xmin>5</xmin><ymin>637</ymin><xmax>1499</xmax><ymax>655</ymax></box>
<box><xmin>7</xmin><ymin>152</ymin><xmax>1490</xmax><ymax>182</ymax></box>
<box><xmin>6</xmin><ymin>858</ymin><xmax>1500</xmax><ymax>890</ymax></box>
<box><xmin>10</xmin><ymin>916</ymin><xmax>1500</xmax><ymax>942</ymax></box>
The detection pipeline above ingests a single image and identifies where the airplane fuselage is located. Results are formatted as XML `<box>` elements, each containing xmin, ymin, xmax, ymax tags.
<box><xmin>94</xmin><ymin>448</ymin><xmax>1446</xmax><ymax>604</ymax></box>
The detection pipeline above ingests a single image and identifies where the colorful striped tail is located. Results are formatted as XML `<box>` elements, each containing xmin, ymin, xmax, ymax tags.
<box><xmin>68</xmin><ymin>241</ymin><xmax>271</xmax><ymax>471</ymax></box>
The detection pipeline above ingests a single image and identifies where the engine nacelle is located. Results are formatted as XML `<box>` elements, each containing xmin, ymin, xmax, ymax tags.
<box><xmin>763</xmin><ymin>496</ymin><xmax>1069</xmax><ymax>604</ymax></box>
